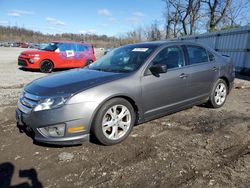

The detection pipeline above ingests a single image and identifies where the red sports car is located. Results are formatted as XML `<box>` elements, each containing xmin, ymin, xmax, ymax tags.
<box><xmin>18</xmin><ymin>41</ymin><xmax>96</xmax><ymax>73</ymax></box>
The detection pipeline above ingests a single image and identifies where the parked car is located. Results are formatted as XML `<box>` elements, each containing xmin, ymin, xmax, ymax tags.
<box><xmin>29</xmin><ymin>43</ymin><xmax>40</xmax><ymax>49</ymax></box>
<box><xmin>38</xmin><ymin>43</ymin><xmax>47</xmax><ymax>50</ymax></box>
<box><xmin>18</xmin><ymin>41</ymin><xmax>96</xmax><ymax>73</ymax></box>
<box><xmin>16</xmin><ymin>41</ymin><xmax>234</xmax><ymax>146</ymax></box>
<box><xmin>3</xmin><ymin>42</ymin><xmax>11</xmax><ymax>47</ymax></box>
<box><xmin>20</xmin><ymin>43</ymin><xmax>29</xmax><ymax>48</ymax></box>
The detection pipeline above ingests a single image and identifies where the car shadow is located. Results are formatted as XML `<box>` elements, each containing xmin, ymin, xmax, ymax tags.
<box><xmin>236</xmin><ymin>72</ymin><xmax>250</xmax><ymax>81</ymax></box>
<box><xmin>18</xmin><ymin>67</ymin><xmax>76</xmax><ymax>73</ymax></box>
<box><xmin>0</xmin><ymin>162</ymin><xmax>43</xmax><ymax>188</ymax></box>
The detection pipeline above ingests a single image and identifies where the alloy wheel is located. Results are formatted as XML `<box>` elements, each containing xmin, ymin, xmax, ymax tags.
<box><xmin>102</xmin><ymin>105</ymin><xmax>131</xmax><ymax>140</ymax></box>
<box><xmin>214</xmin><ymin>83</ymin><xmax>227</xmax><ymax>105</ymax></box>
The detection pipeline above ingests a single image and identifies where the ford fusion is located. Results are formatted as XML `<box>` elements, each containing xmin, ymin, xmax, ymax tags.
<box><xmin>16</xmin><ymin>41</ymin><xmax>234</xmax><ymax>145</ymax></box>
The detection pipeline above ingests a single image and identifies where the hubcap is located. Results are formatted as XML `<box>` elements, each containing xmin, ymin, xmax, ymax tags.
<box><xmin>102</xmin><ymin>105</ymin><xmax>131</xmax><ymax>140</ymax></box>
<box><xmin>214</xmin><ymin>83</ymin><xmax>227</xmax><ymax>105</ymax></box>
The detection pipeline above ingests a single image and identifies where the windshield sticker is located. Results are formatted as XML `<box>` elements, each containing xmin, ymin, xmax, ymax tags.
<box><xmin>132</xmin><ymin>48</ymin><xmax>149</xmax><ymax>52</ymax></box>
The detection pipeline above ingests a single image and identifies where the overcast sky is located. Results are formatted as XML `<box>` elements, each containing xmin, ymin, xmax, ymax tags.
<box><xmin>0</xmin><ymin>0</ymin><xmax>165</xmax><ymax>36</ymax></box>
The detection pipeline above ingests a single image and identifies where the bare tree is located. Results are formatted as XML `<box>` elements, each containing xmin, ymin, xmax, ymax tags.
<box><xmin>145</xmin><ymin>20</ymin><xmax>162</xmax><ymax>41</ymax></box>
<box><xmin>163</xmin><ymin>0</ymin><xmax>201</xmax><ymax>38</ymax></box>
<box><xmin>189</xmin><ymin>0</ymin><xmax>201</xmax><ymax>34</ymax></box>
<box><xmin>226</xmin><ymin>0</ymin><xmax>250</xmax><ymax>26</ymax></box>
<box><xmin>202</xmin><ymin>0</ymin><xmax>231</xmax><ymax>31</ymax></box>
<box><xmin>163</xmin><ymin>0</ymin><xmax>182</xmax><ymax>38</ymax></box>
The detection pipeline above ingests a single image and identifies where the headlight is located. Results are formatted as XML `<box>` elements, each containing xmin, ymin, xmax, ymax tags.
<box><xmin>34</xmin><ymin>96</ymin><xmax>68</xmax><ymax>112</ymax></box>
<box><xmin>28</xmin><ymin>54</ymin><xmax>40</xmax><ymax>57</ymax></box>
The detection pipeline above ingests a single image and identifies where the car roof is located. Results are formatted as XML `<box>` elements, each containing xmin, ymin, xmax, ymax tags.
<box><xmin>132</xmin><ymin>40</ymin><xmax>207</xmax><ymax>47</ymax></box>
<box><xmin>51</xmin><ymin>41</ymin><xmax>92</xmax><ymax>46</ymax></box>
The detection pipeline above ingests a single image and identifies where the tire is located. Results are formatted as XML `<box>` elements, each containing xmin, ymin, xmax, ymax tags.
<box><xmin>40</xmin><ymin>60</ymin><xmax>54</xmax><ymax>73</ymax></box>
<box><xmin>85</xmin><ymin>60</ymin><xmax>93</xmax><ymax>67</ymax></box>
<box><xmin>92</xmin><ymin>98</ymin><xmax>135</xmax><ymax>145</ymax></box>
<box><xmin>208</xmin><ymin>79</ymin><xmax>228</xmax><ymax>108</ymax></box>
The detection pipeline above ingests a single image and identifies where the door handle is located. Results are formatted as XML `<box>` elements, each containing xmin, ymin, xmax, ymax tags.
<box><xmin>212</xmin><ymin>67</ymin><xmax>218</xmax><ymax>71</ymax></box>
<box><xmin>179</xmin><ymin>73</ymin><xmax>188</xmax><ymax>79</ymax></box>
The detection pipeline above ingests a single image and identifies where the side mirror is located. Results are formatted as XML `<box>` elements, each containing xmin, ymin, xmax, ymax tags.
<box><xmin>149</xmin><ymin>64</ymin><xmax>167</xmax><ymax>74</ymax></box>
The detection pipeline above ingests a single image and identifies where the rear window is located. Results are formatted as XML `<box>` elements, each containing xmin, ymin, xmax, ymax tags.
<box><xmin>186</xmin><ymin>46</ymin><xmax>208</xmax><ymax>65</ymax></box>
<box><xmin>58</xmin><ymin>43</ymin><xmax>73</xmax><ymax>51</ymax></box>
<box><xmin>78</xmin><ymin>44</ymin><xmax>91</xmax><ymax>52</ymax></box>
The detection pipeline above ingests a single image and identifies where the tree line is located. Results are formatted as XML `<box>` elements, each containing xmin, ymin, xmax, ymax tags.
<box><xmin>0</xmin><ymin>26</ymin><xmax>127</xmax><ymax>47</ymax></box>
<box><xmin>0</xmin><ymin>0</ymin><xmax>249</xmax><ymax>47</ymax></box>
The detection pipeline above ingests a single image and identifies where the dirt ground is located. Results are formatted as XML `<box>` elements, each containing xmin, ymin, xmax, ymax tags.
<box><xmin>0</xmin><ymin>47</ymin><xmax>249</xmax><ymax>188</ymax></box>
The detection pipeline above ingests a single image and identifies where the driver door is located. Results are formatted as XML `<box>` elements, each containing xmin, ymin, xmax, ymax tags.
<box><xmin>141</xmin><ymin>46</ymin><xmax>190</xmax><ymax>119</ymax></box>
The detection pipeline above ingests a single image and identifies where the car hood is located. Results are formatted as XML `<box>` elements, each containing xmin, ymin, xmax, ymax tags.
<box><xmin>25</xmin><ymin>69</ymin><xmax>128</xmax><ymax>96</ymax></box>
<box><xmin>20</xmin><ymin>49</ymin><xmax>53</xmax><ymax>55</ymax></box>
<box><xmin>21</xmin><ymin>50</ymin><xmax>42</xmax><ymax>55</ymax></box>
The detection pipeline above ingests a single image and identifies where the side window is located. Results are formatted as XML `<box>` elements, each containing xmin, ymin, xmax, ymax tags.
<box><xmin>78</xmin><ymin>44</ymin><xmax>85</xmax><ymax>52</ymax></box>
<box><xmin>186</xmin><ymin>46</ymin><xmax>208</xmax><ymax>65</ymax></box>
<box><xmin>58</xmin><ymin>43</ymin><xmax>73</xmax><ymax>51</ymax></box>
<box><xmin>152</xmin><ymin>46</ymin><xmax>184</xmax><ymax>69</ymax></box>
<box><xmin>71</xmin><ymin>44</ymin><xmax>78</xmax><ymax>52</ymax></box>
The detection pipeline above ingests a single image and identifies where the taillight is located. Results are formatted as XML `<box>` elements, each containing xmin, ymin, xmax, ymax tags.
<box><xmin>92</xmin><ymin>45</ymin><xmax>95</xmax><ymax>55</ymax></box>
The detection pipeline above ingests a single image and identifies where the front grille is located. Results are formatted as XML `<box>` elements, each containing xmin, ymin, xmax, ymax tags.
<box><xmin>20</xmin><ymin>97</ymin><xmax>37</xmax><ymax>108</ymax></box>
<box><xmin>18</xmin><ymin>59</ymin><xmax>28</xmax><ymax>66</ymax></box>
<box><xmin>18</xmin><ymin>92</ymin><xmax>39</xmax><ymax>114</ymax></box>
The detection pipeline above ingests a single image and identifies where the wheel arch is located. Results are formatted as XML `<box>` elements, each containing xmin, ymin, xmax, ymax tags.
<box><xmin>90</xmin><ymin>95</ymin><xmax>141</xmax><ymax>131</ymax></box>
<box><xmin>219</xmin><ymin>76</ymin><xmax>230</xmax><ymax>93</ymax></box>
<box><xmin>40</xmin><ymin>59</ymin><xmax>55</xmax><ymax>68</ymax></box>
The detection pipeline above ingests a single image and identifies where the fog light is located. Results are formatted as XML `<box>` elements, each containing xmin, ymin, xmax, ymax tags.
<box><xmin>39</xmin><ymin>124</ymin><xmax>65</xmax><ymax>138</ymax></box>
<box><xmin>29</xmin><ymin>58</ymin><xmax>34</xmax><ymax>64</ymax></box>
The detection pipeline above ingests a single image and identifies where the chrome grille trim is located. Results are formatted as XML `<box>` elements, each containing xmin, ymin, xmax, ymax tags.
<box><xmin>18</xmin><ymin>101</ymin><xmax>32</xmax><ymax>114</ymax></box>
<box><xmin>24</xmin><ymin>92</ymin><xmax>41</xmax><ymax>101</ymax></box>
<box><xmin>18</xmin><ymin>91</ymin><xmax>41</xmax><ymax>114</ymax></box>
<box><xmin>20</xmin><ymin>97</ymin><xmax>37</xmax><ymax>108</ymax></box>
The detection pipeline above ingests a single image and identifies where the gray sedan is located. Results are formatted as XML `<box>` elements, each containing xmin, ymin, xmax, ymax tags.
<box><xmin>16</xmin><ymin>41</ymin><xmax>235</xmax><ymax>145</ymax></box>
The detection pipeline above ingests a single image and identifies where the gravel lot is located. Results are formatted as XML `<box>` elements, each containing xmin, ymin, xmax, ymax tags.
<box><xmin>0</xmin><ymin>47</ymin><xmax>250</xmax><ymax>188</ymax></box>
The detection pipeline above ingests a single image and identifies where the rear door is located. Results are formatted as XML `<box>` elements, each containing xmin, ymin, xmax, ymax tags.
<box><xmin>184</xmin><ymin>45</ymin><xmax>219</xmax><ymax>101</ymax></box>
<box><xmin>58</xmin><ymin>43</ymin><xmax>74</xmax><ymax>67</ymax></box>
<box><xmin>141</xmin><ymin>45</ymin><xmax>190</xmax><ymax>119</ymax></box>
<box><xmin>72</xmin><ymin>44</ymin><xmax>85</xmax><ymax>67</ymax></box>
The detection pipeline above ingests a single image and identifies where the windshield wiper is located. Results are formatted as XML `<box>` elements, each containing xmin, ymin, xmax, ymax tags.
<box><xmin>90</xmin><ymin>68</ymin><xmax>109</xmax><ymax>72</ymax></box>
<box><xmin>108</xmin><ymin>69</ymin><xmax>130</xmax><ymax>73</ymax></box>
<box><xmin>89</xmin><ymin>67</ymin><xmax>130</xmax><ymax>73</ymax></box>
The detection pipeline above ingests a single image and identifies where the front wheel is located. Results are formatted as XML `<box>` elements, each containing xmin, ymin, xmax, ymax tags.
<box><xmin>92</xmin><ymin>98</ymin><xmax>135</xmax><ymax>145</ymax></box>
<box><xmin>40</xmin><ymin>60</ymin><xmax>54</xmax><ymax>73</ymax></box>
<box><xmin>208</xmin><ymin>79</ymin><xmax>228</xmax><ymax>108</ymax></box>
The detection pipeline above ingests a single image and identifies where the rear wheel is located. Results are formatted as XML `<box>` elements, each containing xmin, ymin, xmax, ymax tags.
<box><xmin>85</xmin><ymin>60</ymin><xmax>93</xmax><ymax>67</ymax></box>
<box><xmin>208</xmin><ymin>79</ymin><xmax>228</xmax><ymax>108</ymax></box>
<box><xmin>92</xmin><ymin>98</ymin><xmax>135</xmax><ymax>145</ymax></box>
<box><xmin>40</xmin><ymin>60</ymin><xmax>53</xmax><ymax>73</ymax></box>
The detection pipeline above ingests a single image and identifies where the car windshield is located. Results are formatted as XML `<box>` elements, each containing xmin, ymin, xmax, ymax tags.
<box><xmin>89</xmin><ymin>45</ymin><xmax>156</xmax><ymax>73</ymax></box>
<box><xmin>41</xmin><ymin>42</ymin><xmax>59</xmax><ymax>51</ymax></box>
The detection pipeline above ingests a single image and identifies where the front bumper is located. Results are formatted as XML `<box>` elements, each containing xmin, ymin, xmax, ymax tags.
<box><xmin>16</xmin><ymin>101</ymin><xmax>98</xmax><ymax>145</ymax></box>
<box><xmin>18</xmin><ymin>56</ymin><xmax>40</xmax><ymax>69</ymax></box>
